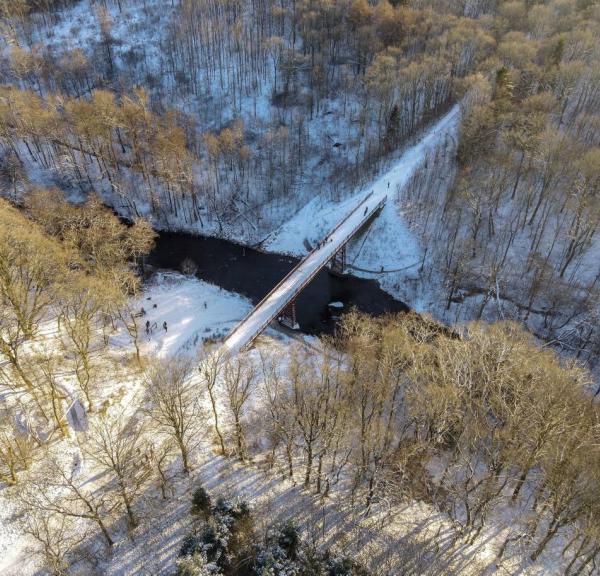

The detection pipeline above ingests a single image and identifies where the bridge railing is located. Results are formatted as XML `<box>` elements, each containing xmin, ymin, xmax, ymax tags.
<box><xmin>222</xmin><ymin>192</ymin><xmax>387</xmax><ymax>353</ymax></box>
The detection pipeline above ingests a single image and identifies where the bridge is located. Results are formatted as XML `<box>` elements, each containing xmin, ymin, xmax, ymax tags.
<box><xmin>221</xmin><ymin>190</ymin><xmax>387</xmax><ymax>355</ymax></box>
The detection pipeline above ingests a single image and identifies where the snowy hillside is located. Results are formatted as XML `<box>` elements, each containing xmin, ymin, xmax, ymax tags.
<box><xmin>264</xmin><ymin>106</ymin><xmax>460</xmax><ymax>310</ymax></box>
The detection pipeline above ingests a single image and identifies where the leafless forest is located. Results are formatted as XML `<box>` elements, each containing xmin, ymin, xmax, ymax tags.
<box><xmin>1</xmin><ymin>0</ymin><xmax>600</xmax><ymax>574</ymax></box>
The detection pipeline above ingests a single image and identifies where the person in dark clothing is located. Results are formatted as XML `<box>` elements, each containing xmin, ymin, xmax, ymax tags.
<box><xmin>140</xmin><ymin>307</ymin><xmax>146</xmax><ymax>316</ymax></box>
<box><xmin>145</xmin><ymin>320</ymin><xmax>150</xmax><ymax>335</ymax></box>
<box><xmin>163</xmin><ymin>321</ymin><xmax>168</xmax><ymax>332</ymax></box>
<box><xmin>363</xmin><ymin>206</ymin><xmax>368</xmax><ymax>216</ymax></box>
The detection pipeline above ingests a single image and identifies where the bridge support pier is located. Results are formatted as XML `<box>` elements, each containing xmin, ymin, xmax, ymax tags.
<box><xmin>330</xmin><ymin>244</ymin><xmax>347</xmax><ymax>274</ymax></box>
<box><xmin>279</xmin><ymin>298</ymin><xmax>299</xmax><ymax>330</ymax></box>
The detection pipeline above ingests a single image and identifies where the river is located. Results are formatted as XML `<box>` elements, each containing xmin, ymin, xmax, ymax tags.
<box><xmin>147</xmin><ymin>232</ymin><xmax>409</xmax><ymax>337</ymax></box>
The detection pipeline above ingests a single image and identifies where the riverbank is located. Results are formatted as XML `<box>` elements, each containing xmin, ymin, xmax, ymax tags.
<box><xmin>137</xmin><ymin>107</ymin><xmax>460</xmax><ymax>316</ymax></box>
<box><xmin>146</xmin><ymin>234</ymin><xmax>409</xmax><ymax>338</ymax></box>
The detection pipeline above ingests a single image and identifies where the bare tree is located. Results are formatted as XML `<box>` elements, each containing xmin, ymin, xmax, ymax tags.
<box><xmin>18</xmin><ymin>452</ymin><xmax>117</xmax><ymax>547</ymax></box>
<box><xmin>199</xmin><ymin>347</ymin><xmax>226</xmax><ymax>455</ymax></box>
<box><xmin>260</xmin><ymin>349</ymin><xmax>297</xmax><ymax>480</ymax></box>
<box><xmin>223</xmin><ymin>357</ymin><xmax>255</xmax><ymax>461</ymax></box>
<box><xmin>144</xmin><ymin>356</ymin><xmax>206</xmax><ymax>474</ymax></box>
<box><xmin>57</xmin><ymin>274</ymin><xmax>105</xmax><ymax>413</ymax></box>
<box><xmin>287</xmin><ymin>345</ymin><xmax>348</xmax><ymax>491</ymax></box>
<box><xmin>0</xmin><ymin>409</ymin><xmax>35</xmax><ymax>484</ymax></box>
<box><xmin>83</xmin><ymin>409</ymin><xmax>151</xmax><ymax>529</ymax></box>
<box><xmin>151</xmin><ymin>438</ymin><xmax>177</xmax><ymax>500</ymax></box>
<box><xmin>20</xmin><ymin>509</ymin><xmax>89</xmax><ymax>576</ymax></box>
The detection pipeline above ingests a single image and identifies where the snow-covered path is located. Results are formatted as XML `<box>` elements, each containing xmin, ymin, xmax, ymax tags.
<box><xmin>223</xmin><ymin>106</ymin><xmax>460</xmax><ymax>354</ymax></box>
<box><xmin>265</xmin><ymin>105</ymin><xmax>459</xmax><ymax>258</ymax></box>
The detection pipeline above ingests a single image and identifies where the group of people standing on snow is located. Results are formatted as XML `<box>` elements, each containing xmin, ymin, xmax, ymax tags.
<box><xmin>144</xmin><ymin>319</ymin><xmax>167</xmax><ymax>335</ymax></box>
<box><xmin>139</xmin><ymin>304</ymin><xmax>167</xmax><ymax>336</ymax></box>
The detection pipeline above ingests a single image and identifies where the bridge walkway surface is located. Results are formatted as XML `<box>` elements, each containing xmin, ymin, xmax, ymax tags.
<box><xmin>221</xmin><ymin>190</ymin><xmax>387</xmax><ymax>355</ymax></box>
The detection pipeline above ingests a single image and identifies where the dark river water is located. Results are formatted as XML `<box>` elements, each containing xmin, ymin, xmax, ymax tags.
<box><xmin>147</xmin><ymin>232</ymin><xmax>409</xmax><ymax>336</ymax></box>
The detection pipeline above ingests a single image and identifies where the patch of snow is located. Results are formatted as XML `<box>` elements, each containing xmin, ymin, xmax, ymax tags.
<box><xmin>118</xmin><ymin>272</ymin><xmax>254</xmax><ymax>358</ymax></box>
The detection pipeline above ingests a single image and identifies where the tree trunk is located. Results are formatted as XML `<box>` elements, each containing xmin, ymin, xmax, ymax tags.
<box><xmin>304</xmin><ymin>443</ymin><xmax>313</xmax><ymax>488</ymax></box>
<box><xmin>208</xmin><ymin>389</ymin><xmax>225</xmax><ymax>455</ymax></box>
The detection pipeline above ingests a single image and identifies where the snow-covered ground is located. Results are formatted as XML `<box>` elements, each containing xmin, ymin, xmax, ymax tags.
<box><xmin>0</xmin><ymin>269</ymin><xmax>576</xmax><ymax>576</ymax></box>
<box><xmin>92</xmin><ymin>446</ymin><xmax>491</xmax><ymax>576</ymax></box>
<box><xmin>264</xmin><ymin>106</ymin><xmax>460</xmax><ymax>311</ymax></box>
<box><xmin>124</xmin><ymin>272</ymin><xmax>253</xmax><ymax>358</ymax></box>
<box><xmin>0</xmin><ymin>273</ymin><xmax>254</xmax><ymax>576</ymax></box>
<box><xmin>35</xmin><ymin>0</ymin><xmax>173</xmax><ymax>85</ymax></box>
